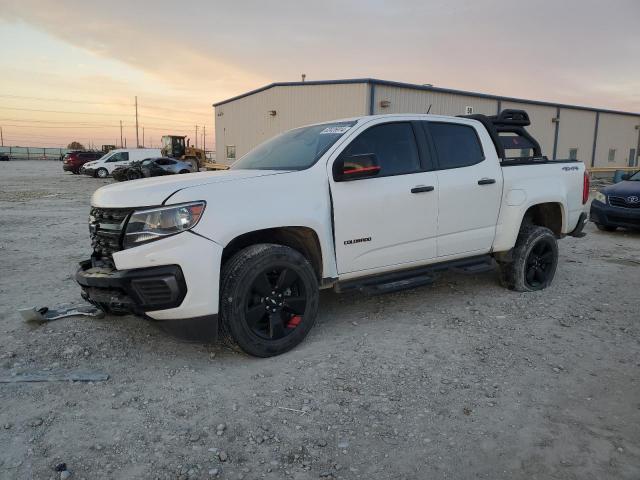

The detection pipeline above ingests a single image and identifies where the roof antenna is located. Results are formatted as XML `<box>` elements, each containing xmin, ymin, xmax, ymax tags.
<box><xmin>426</xmin><ymin>104</ymin><xmax>432</xmax><ymax>114</ymax></box>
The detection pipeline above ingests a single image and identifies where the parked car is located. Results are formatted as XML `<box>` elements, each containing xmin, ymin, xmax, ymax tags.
<box><xmin>77</xmin><ymin>110</ymin><xmax>588</xmax><ymax>357</ymax></box>
<box><xmin>81</xmin><ymin>148</ymin><xmax>161</xmax><ymax>178</ymax></box>
<box><xmin>0</xmin><ymin>153</ymin><xmax>9</xmax><ymax>161</ymax></box>
<box><xmin>112</xmin><ymin>157</ymin><xmax>195</xmax><ymax>182</ymax></box>
<box><xmin>590</xmin><ymin>170</ymin><xmax>640</xmax><ymax>231</ymax></box>
<box><xmin>62</xmin><ymin>151</ymin><xmax>104</xmax><ymax>174</ymax></box>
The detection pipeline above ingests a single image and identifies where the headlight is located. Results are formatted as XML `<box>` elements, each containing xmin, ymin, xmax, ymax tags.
<box><xmin>595</xmin><ymin>191</ymin><xmax>607</xmax><ymax>204</ymax></box>
<box><xmin>124</xmin><ymin>201</ymin><xmax>205</xmax><ymax>248</ymax></box>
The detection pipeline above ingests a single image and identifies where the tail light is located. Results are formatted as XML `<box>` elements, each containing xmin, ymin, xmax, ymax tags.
<box><xmin>582</xmin><ymin>171</ymin><xmax>590</xmax><ymax>204</ymax></box>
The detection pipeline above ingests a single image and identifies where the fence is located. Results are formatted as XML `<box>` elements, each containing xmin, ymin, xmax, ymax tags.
<box><xmin>0</xmin><ymin>146</ymin><xmax>74</xmax><ymax>161</ymax></box>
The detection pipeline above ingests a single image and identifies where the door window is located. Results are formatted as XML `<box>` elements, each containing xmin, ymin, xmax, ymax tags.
<box><xmin>428</xmin><ymin>123</ymin><xmax>484</xmax><ymax>169</ymax></box>
<box><xmin>340</xmin><ymin>122</ymin><xmax>420</xmax><ymax>177</ymax></box>
<box><xmin>569</xmin><ymin>148</ymin><xmax>578</xmax><ymax>160</ymax></box>
<box><xmin>106</xmin><ymin>152</ymin><xmax>129</xmax><ymax>162</ymax></box>
<box><xmin>226</xmin><ymin>145</ymin><xmax>236</xmax><ymax>161</ymax></box>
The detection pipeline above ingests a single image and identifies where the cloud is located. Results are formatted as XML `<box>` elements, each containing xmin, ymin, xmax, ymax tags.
<box><xmin>0</xmin><ymin>0</ymin><xmax>638</xmax><ymax>121</ymax></box>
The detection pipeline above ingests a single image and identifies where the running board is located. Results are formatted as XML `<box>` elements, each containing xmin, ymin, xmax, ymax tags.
<box><xmin>336</xmin><ymin>255</ymin><xmax>495</xmax><ymax>295</ymax></box>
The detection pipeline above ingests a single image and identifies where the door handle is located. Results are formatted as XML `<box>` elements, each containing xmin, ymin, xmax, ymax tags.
<box><xmin>477</xmin><ymin>178</ymin><xmax>496</xmax><ymax>185</ymax></box>
<box><xmin>411</xmin><ymin>185</ymin><xmax>435</xmax><ymax>193</ymax></box>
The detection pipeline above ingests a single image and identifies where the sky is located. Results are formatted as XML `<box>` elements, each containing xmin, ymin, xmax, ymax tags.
<box><xmin>0</xmin><ymin>0</ymin><xmax>638</xmax><ymax>149</ymax></box>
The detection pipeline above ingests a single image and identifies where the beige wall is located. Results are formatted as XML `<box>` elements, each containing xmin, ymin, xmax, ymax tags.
<box><xmin>214</xmin><ymin>83</ymin><xmax>368</xmax><ymax>160</ymax></box>
<box><xmin>594</xmin><ymin>113</ymin><xmax>640</xmax><ymax>168</ymax></box>
<box><xmin>214</xmin><ymin>82</ymin><xmax>640</xmax><ymax>168</ymax></box>
<box><xmin>501</xmin><ymin>101</ymin><xmax>557</xmax><ymax>157</ymax></box>
<box><xmin>556</xmin><ymin>108</ymin><xmax>597</xmax><ymax>162</ymax></box>
<box><xmin>373</xmin><ymin>85</ymin><xmax>498</xmax><ymax>116</ymax></box>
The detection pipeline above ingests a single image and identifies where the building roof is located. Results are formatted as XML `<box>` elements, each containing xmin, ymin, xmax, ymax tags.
<box><xmin>212</xmin><ymin>78</ymin><xmax>640</xmax><ymax>117</ymax></box>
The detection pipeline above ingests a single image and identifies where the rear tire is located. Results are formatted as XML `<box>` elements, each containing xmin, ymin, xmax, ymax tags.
<box><xmin>596</xmin><ymin>223</ymin><xmax>616</xmax><ymax>232</ymax></box>
<box><xmin>498</xmin><ymin>224</ymin><xmax>558</xmax><ymax>292</ymax></box>
<box><xmin>96</xmin><ymin>168</ymin><xmax>108</xmax><ymax>179</ymax></box>
<box><xmin>220</xmin><ymin>244</ymin><xmax>319</xmax><ymax>357</ymax></box>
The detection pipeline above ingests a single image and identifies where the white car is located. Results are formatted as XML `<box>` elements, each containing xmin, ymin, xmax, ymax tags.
<box><xmin>81</xmin><ymin>148</ymin><xmax>161</xmax><ymax>178</ymax></box>
<box><xmin>77</xmin><ymin>110</ymin><xmax>588</xmax><ymax>357</ymax></box>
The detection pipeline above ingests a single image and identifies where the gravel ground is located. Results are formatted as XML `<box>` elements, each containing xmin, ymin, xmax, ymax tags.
<box><xmin>0</xmin><ymin>160</ymin><xmax>639</xmax><ymax>480</ymax></box>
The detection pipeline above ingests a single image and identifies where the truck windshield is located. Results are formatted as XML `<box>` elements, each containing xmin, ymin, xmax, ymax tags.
<box><xmin>230</xmin><ymin>122</ymin><xmax>355</xmax><ymax>171</ymax></box>
<box><xmin>629</xmin><ymin>171</ymin><xmax>640</xmax><ymax>181</ymax></box>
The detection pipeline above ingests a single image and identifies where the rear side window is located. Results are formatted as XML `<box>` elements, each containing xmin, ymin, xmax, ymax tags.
<box><xmin>428</xmin><ymin>123</ymin><xmax>484</xmax><ymax>170</ymax></box>
<box><xmin>341</xmin><ymin>122</ymin><xmax>420</xmax><ymax>177</ymax></box>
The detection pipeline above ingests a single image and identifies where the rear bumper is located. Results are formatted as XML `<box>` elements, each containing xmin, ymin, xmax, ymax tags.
<box><xmin>590</xmin><ymin>200</ymin><xmax>640</xmax><ymax>229</ymax></box>
<box><xmin>63</xmin><ymin>163</ymin><xmax>77</xmax><ymax>172</ymax></box>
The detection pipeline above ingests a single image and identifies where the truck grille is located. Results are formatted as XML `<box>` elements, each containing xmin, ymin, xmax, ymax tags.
<box><xmin>89</xmin><ymin>207</ymin><xmax>133</xmax><ymax>264</ymax></box>
<box><xmin>609</xmin><ymin>196</ymin><xmax>640</xmax><ymax>209</ymax></box>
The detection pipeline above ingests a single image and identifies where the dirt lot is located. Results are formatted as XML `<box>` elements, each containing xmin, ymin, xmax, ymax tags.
<box><xmin>0</xmin><ymin>160</ymin><xmax>639</xmax><ymax>480</ymax></box>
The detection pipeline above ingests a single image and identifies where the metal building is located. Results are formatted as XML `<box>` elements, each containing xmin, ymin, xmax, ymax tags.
<box><xmin>213</xmin><ymin>78</ymin><xmax>640</xmax><ymax>170</ymax></box>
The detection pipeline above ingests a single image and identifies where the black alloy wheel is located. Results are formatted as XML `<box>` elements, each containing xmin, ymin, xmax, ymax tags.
<box><xmin>245</xmin><ymin>266</ymin><xmax>307</xmax><ymax>340</ymax></box>
<box><xmin>220</xmin><ymin>244</ymin><xmax>319</xmax><ymax>357</ymax></box>
<box><xmin>524</xmin><ymin>238</ymin><xmax>555</xmax><ymax>289</ymax></box>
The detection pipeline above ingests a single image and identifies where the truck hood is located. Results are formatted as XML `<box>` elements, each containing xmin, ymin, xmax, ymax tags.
<box><xmin>602</xmin><ymin>180</ymin><xmax>640</xmax><ymax>196</ymax></box>
<box><xmin>91</xmin><ymin>169</ymin><xmax>288</xmax><ymax>208</ymax></box>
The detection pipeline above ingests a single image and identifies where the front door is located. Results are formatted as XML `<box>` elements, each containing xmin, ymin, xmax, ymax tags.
<box><xmin>105</xmin><ymin>152</ymin><xmax>130</xmax><ymax>173</ymax></box>
<box><xmin>423</xmin><ymin>121</ymin><xmax>503</xmax><ymax>258</ymax></box>
<box><xmin>629</xmin><ymin>149</ymin><xmax>636</xmax><ymax>168</ymax></box>
<box><xmin>330</xmin><ymin>121</ymin><xmax>439</xmax><ymax>275</ymax></box>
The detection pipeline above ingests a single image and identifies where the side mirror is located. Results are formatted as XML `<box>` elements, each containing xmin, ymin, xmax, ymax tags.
<box><xmin>621</xmin><ymin>174</ymin><xmax>631</xmax><ymax>180</ymax></box>
<box><xmin>333</xmin><ymin>153</ymin><xmax>381</xmax><ymax>182</ymax></box>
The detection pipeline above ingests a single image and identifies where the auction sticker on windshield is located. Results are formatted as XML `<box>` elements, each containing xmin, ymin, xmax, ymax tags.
<box><xmin>319</xmin><ymin>126</ymin><xmax>351</xmax><ymax>135</ymax></box>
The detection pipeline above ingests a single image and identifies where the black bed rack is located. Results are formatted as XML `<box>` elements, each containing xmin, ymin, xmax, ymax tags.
<box><xmin>460</xmin><ymin>109</ymin><xmax>544</xmax><ymax>161</ymax></box>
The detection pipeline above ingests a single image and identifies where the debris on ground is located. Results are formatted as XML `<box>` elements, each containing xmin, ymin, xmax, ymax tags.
<box><xmin>0</xmin><ymin>370</ymin><xmax>109</xmax><ymax>383</ymax></box>
<box><xmin>19</xmin><ymin>304</ymin><xmax>104</xmax><ymax>324</ymax></box>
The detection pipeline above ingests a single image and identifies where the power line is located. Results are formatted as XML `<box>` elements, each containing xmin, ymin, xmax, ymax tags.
<box><xmin>0</xmin><ymin>94</ymin><xmax>134</xmax><ymax>107</ymax></box>
<box><xmin>0</xmin><ymin>106</ymin><xmax>133</xmax><ymax>117</ymax></box>
<box><xmin>0</xmin><ymin>93</ymin><xmax>212</xmax><ymax>118</ymax></box>
<box><xmin>1</xmin><ymin>124</ymin><xmax>117</xmax><ymax>129</ymax></box>
<box><xmin>0</xmin><ymin>118</ymin><xmax>120</xmax><ymax>127</ymax></box>
<box><xmin>0</xmin><ymin>94</ymin><xmax>212</xmax><ymax>117</ymax></box>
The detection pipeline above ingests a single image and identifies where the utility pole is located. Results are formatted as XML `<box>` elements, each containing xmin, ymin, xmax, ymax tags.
<box><xmin>125</xmin><ymin>138</ymin><xmax>127</xmax><ymax>148</ymax></box>
<box><xmin>120</xmin><ymin>120</ymin><xmax>123</xmax><ymax>148</ymax></box>
<box><xmin>142</xmin><ymin>127</ymin><xmax>145</xmax><ymax>148</ymax></box>
<box><xmin>195</xmin><ymin>125</ymin><xmax>199</xmax><ymax>149</ymax></box>
<box><xmin>1</xmin><ymin>126</ymin><xmax>3</xmax><ymax>147</ymax></box>
<box><xmin>135</xmin><ymin>96</ymin><xmax>139</xmax><ymax>148</ymax></box>
<box><xmin>203</xmin><ymin>126</ymin><xmax>206</xmax><ymax>153</ymax></box>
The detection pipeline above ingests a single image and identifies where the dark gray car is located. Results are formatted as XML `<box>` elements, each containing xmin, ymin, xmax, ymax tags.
<box><xmin>143</xmin><ymin>157</ymin><xmax>195</xmax><ymax>175</ymax></box>
<box><xmin>112</xmin><ymin>157</ymin><xmax>195</xmax><ymax>181</ymax></box>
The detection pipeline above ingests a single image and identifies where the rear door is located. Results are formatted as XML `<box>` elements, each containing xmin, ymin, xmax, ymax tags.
<box><xmin>330</xmin><ymin>120</ymin><xmax>439</xmax><ymax>275</ymax></box>
<box><xmin>423</xmin><ymin>121</ymin><xmax>503</xmax><ymax>258</ymax></box>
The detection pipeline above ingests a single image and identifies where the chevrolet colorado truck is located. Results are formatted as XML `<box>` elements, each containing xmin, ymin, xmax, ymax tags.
<box><xmin>77</xmin><ymin>110</ymin><xmax>588</xmax><ymax>357</ymax></box>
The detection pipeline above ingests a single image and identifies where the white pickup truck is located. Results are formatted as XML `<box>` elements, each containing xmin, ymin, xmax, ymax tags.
<box><xmin>77</xmin><ymin>110</ymin><xmax>588</xmax><ymax>356</ymax></box>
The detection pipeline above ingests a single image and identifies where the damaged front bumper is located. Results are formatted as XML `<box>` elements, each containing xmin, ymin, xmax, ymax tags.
<box><xmin>76</xmin><ymin>260</ymin><xmax>218</xmax><ymax>340</ymax></box>
<box><xmin>76</xmin><ymin>261</ymin><xmax>187</xmax><ymax>315</ymax></box>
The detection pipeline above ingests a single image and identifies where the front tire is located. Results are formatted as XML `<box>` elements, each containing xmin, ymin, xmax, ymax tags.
<box><xmin>96</xmin><ymin>168</ymin><xmax>108</xmax><ymax>179</ymax></box>
<box><xmin>498</xmin><ymin>225</ymin><xmax>558</xmax><ymax>292</ymax></box>
<box><xmin>220</xmin><ymin>244</ymin><xmax>319</xmax><ymax>357</ymax></box>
